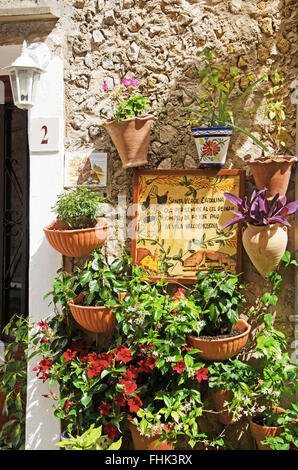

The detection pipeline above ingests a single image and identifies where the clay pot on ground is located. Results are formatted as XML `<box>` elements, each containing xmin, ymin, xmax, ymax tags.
<box><xmin>128</xmin><ymin>422</ymin><xmax>174</xmax><ymax>451</ymax></box>
<box><xmin>249</xmin><ymin>407</ymin><xmax>285</xmax><ymax>450</ymax></box>
<box><xmin>210</xmin><ymin>389</ymin><xmax>235</xmax><ymax>425</ymax></box>
<box><xmin>247</xmin><ymin>156</ymin><xmax>296</xmax><ymax>198</ymax></box>
<box><xmin>68</xmin><ymin>292</ymin><xmax>116</xmax><ymax>334</ymax></box>
<box><xmin>187</xmin><ymin>318</ymin><xmax>251</xmax><ymax>362</ymax></box>
<box><xmin>102</xmin><ymin>114</ymin><xmax>154</xmax><ymax>169</ymax></box>
<box><xmin>242</xmin><ymin>223</ymin><xmax>288</xmax><ymax>278</ymax></box>
<box><xmin>44</xmin><ymin>218</ymin><xmax>109</xmax><ymax>258</ymax></box>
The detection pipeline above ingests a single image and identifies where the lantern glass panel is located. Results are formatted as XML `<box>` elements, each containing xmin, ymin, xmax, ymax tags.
<box><xmin>9</xmin><ymin>70</ymin><xmax>18</xmax><ymax>105</ymax></box>
<box><xmin>18</xmin><ymin>69</ymin><xmax>32</xmax><ymax>102</ymax></box>
<box><xmin>31</xmin><ymin>70</ymin><xmax>40</xmax><ymax>104</ymax></box>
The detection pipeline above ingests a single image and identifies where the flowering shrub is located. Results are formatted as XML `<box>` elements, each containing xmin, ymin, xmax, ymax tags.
<box><xmin>169</xmin><ymin>269</ymin><xmax>245</xmax><ymax>337</ymax></box>
<box><xmin>102</xmin><ymin>78</ymin><xmax>150</xmax><ymax>122</ymax></box>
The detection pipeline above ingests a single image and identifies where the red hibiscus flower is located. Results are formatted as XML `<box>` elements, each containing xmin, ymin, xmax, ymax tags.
<box><xmin>128</xmin><ymin>395</ymin><xmax>143</xmax><ymax>413</ymax></box>
<box><xmin>104</xmin><ymin>422</ymin><xmax>120</xmax><ymax>439</ymax></box>
<box><xmin>32</xmin><ymin>357</ymin><xmax>53</xmax><ymax>382</ymax></box>
<box><xmin>138</xmin><ymin>355</ymin><xmax>156</xmax><ymax>373</ymax></box>
<box><xmin>40</xmin><ymin>337</ymin><xmax>49</xmax><ymax>343</ymax></box>
<box><xmin>99</xmin><ymin>402</ymin><xmax>112</xmax><ymax>415</ymax></box>
<box><xmin>37</xmin><ymin>320</ymin><xmax>49</xmax><ymax>332</ymax></box>
<box><xmin>123</xmin><ymin>365</ymin><xmax>139</xmax><ymax>381</ymax></box>
<box><xmin>63</xmin><ymin>396</ymin><xmax>73</xmax><ymax>413</ymax></box>
<box><xmin>171</xmin><ymin>288</ymin><xmax>186</xmax><ymax>301</ymax></box>
<box><xmin>195</xmin><ymin>367</ymin><xmax>208</xmax><ymax>383</ymax></box>
<box><xmin>119</xmin><ymin>379</ymin><xmax>137</xmax><ymax>395</ymax></box>
<box><xmin>202</xmin><ymin>140</ymin><xmax>220</xmax><ymax>157</ymax></box>
<box><xmin>172</xmin><ymin>359</ymin><xmax>186</xmax><ymax>374</ymax></box>
<box><xmin>86</xmin><ymin>351</ymin><xmax>114</xmax><ymax>379</ymax></box>
<box><xmin>62</xmin><ymin>349</ymin><xmax>77</xmax><ymax>363</ymax></box>
<box><xmin>116</xmin><ymin>345</ymin><xmax>133</xmax><ymax>364</ymax></box>
<box><xmin>114</xmin><ymin>393</ymin><xmax>127</xmax><ymax>407</ymax></box>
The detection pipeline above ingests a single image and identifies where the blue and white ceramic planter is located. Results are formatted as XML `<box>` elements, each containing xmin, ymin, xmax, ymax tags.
<box><xmin>191</xmin><ymin>126</ymin><xmax>233</xmax><ymax>167</ymax></box>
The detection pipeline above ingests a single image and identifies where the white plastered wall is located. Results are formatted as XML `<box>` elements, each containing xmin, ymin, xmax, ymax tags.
<box><xmin>1</xmin><ymin>45</ymin><xmax>64</xmax><ymax>450</ymax></box>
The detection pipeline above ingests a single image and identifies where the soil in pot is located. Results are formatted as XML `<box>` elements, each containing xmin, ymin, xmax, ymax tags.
<box><xmin>187</xmin><ymin>318</ymin><xmax>251</xmax><ymax>361</ymax></box>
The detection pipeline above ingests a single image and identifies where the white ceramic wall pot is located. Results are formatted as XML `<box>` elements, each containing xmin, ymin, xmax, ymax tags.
<box><xmin>191</xmin><ymin>126</ymin><xmax>232</xmax><ymax>167</ymax></box>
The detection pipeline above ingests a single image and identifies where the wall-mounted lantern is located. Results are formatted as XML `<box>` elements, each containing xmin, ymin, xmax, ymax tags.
<box><xmin>4</xmin><ymin>41</ymin><xmax>51</xmax><ymax>110</ymax></box>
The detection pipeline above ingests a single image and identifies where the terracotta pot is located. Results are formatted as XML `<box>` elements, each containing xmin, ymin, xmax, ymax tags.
<box><xmin>128</xmin><ymin>422</ymin><xmax>174</xmax><ymax>451</ymax></box>
<box><xmin>249</xmin><ymin>407</ymin><xmax>285</xmax><ymax>450</ymax></box>
<box><xmin>118</xmin><ymin>292</ymin><xmax>130</xmax><ymax>301</ymax></box>
<box><xmin>68</xmin><ymin>293</ymin><xmax>116</xmax><ymax>333</ymax></box>
<box><xmin>210</xmin><ymin>389</ymin><xmax>235</xmax><ymax>425</ymax></box>
<box><xmin>102</xmin><ymin>114</ymin><xmax>154</xmax><ymax>168</ymax></box>
<box><xmin>44</xmin><ymin>218</ymin><xmax>109</xmax><ymax>258</ymax></box>
<box><xmin>242</xmin><ymin>223</ymin><xmax>288</xmax><ymax>278</ymax></box>
<box><xmin>248</xmin><ymin>156</ymin><xmax>296</xmax><ymax>198</ymax></box>
<box><xmin>187</xmin><ymin>318</ymin><xmax>251</xmax><ymax>361</ymax></box>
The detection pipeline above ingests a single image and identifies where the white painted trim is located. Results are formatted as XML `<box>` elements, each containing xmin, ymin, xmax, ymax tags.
<box><xmin>25</xmin><ymin>54</ymin><xmax>64</xmax><ymax>450</ymax></box>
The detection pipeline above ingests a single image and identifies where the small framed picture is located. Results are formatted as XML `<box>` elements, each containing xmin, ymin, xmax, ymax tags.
<box><xmin>64</xmin><ymin>151</ymin><xmax>107</xmax><ymax>188</ymax></box>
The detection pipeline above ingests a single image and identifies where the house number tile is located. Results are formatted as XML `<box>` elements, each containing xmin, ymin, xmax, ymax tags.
<box><xmin>29</xmin><ymin>117</ymin><xmax>61</xmax><ymax>152</ymax></box>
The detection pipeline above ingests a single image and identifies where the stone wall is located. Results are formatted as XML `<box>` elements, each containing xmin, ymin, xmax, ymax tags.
<box><xmin>0</xmin><ymin>0</ymin><xmax>297</xmax><ymax>449</ymax></box>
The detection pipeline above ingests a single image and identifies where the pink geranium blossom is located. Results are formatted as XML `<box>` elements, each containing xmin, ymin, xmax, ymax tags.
<box><xmin>121</xmin><ymin>78</ymin><xmax>138</xmax><ymax>87</ymax></box>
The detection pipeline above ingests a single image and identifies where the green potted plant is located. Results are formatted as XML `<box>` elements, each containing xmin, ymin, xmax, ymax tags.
<box><xmin>170</xmin><ymin>270</ymin><xmax>250</xmax><ymax>361</ymax></box>
<box><xmin>247</xmin><ymin>71</ymin><xmax>296</xmax><ymax>197</ymax></box>
<box><xmin>167</xmin><ymin>48</ymin><xmax>269</xmax><ymax>167</ymax></box>
<box><xmin>44</xmin><ymin>186</ymin><xmax>108</xmax><ymax>258</ymax></box>
<box><xmin>101</xmin><ymin>78</ymin><xmax>154</xmax><ymax>169</ymax></box>
<box><xmin>247</xmin><ymin>314</ymin><xmax>298</xmax><ymax>450</ymax></box>
<box><xmin>208</xmin><ymin>359</ymin><xmax>260</xmax><ymax>425</ymax></box>
<box><xmin>222</xmin><ymin>189</ymin><xmax>298</xmax><ymax>278</ymax></box>
<box><xmin>260</xmin><ymin>404</ymin><xmax>298</xmax><ymax>450</ymax></box>
<box><xmin>49</xmin><ymin>249</ymin><xmax>131</xmax><ymax>335</ymax></box>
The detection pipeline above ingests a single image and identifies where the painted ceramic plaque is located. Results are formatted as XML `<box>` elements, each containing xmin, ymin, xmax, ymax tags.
<box><xmin>131</xmin><ymin>169</ymin><xmax>245</xmax><ymax>283</ymax></box>
<box><xmin>64</xmin><ymin>152</ymin><xmax>107</xmax><ymax>187</ymax></box>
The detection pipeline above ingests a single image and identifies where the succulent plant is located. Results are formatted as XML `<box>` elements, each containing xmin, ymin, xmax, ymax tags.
<box><xmin>221</xmin><ymin>189</ymin><xmax>298</xmax><ymax>230</ymax></box>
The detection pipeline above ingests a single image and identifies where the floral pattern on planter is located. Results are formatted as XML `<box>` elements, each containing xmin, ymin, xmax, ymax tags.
<box><xmin>192</xmin><ymin>127</ymin><xmax>233</xmax><ymax>166</ymax></box>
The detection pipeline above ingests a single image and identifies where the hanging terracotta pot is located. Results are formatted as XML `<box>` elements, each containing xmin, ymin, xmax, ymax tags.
<box><xmin>210</xmin><ymin>389</ymin><xmax>235</xmax><ymax>425</ymax></box>
<box><xmin>128</xmin><ymin>422</ymin><xmax>174</xmax><ymax>451</ymax></box>
<box><xmin>102</xmin><ymin>114</ymin><xmax>154</xmax><ymax>168</ymax></box>
<box><xmin>68</xmin><ymin>293</ymin><xmax>116</xmax><ymax>334</ymax></box>
<box><xmin>242</xmin><ymin>223</ymin><xmax>288</xmax><ymax>278</ymax></box>
<box><xmin>191</xmin><ymin>126</ymin><xmax>233</xmax><ymax>167</ymax></box>
<box><xmin>249</xmin><ymin>407</ymin><xmax>285</xmax><ymax>450</ymax></box>
<box><xmin>247</xmin><ymin>156</ymin><xmax>296</xmax><ymax>198</ymax></box>
<box><xmin>44</xmin><ymin>218</ymin><xmax>109</xmax><ymax>258</ymax></box>
<box><xmin>187</xmin><ymin>318</ymin><xmax>251</xmax><ymax>362</ymax></box>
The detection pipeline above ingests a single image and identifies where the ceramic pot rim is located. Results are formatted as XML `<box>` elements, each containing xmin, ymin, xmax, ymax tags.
<box><xmin>245</xmin><ymin>222</ymin><xmax>287</xmax><ymax>232</ymax></box>
<box><xmin>248</xmin><ymin>156</ymin><xmax>296</xmax><ymax>165</ymax></box>
<box><xmin>189</xmin><ymin>318</ymin><xmax>251</xmax><ymax>344</ymax></box>
<box><xmin>249</xmin><ymin>407</ymin><xmax>285</xmax><ymax>430</ymax></box>
<box><xmin>102</xmin><ymin>114</ymin><xmax>155</xmax><ymax>127</ymax></box>
<box><xmin>44</xmin><ymin>218</ymin><xmax>109</xmax><ymax>234</ymax></box>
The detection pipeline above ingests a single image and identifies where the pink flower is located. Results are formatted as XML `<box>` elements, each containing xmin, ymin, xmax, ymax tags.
<box><xmin>102</xmin><ymin>82</ymin><xmax>108</xmax><ymax>91</ymax></box>
<box><xmin>121</xmin><ymin>78</ymin><xmax>138</xmax><ymax>87</ymax></box>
